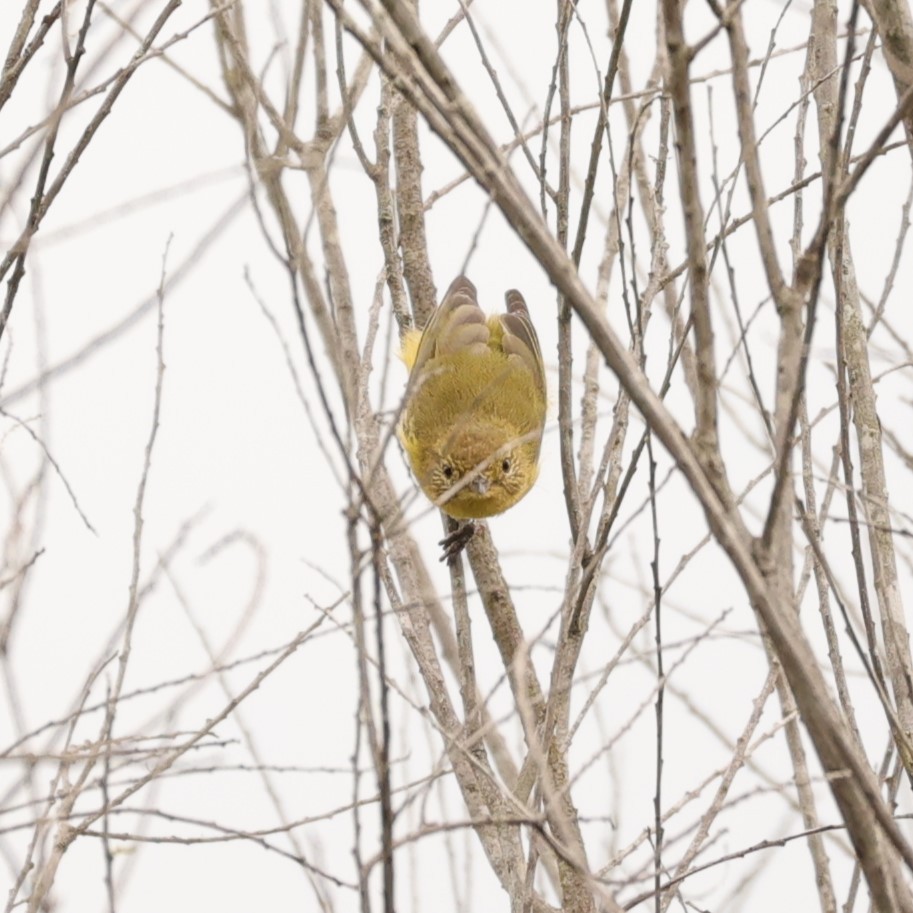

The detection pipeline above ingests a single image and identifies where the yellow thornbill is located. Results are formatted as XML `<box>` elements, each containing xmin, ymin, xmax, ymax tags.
<box><xmin>399</xmin><ymin>275</ymin><xmax>547</xmax><ymax>559</ymax></box>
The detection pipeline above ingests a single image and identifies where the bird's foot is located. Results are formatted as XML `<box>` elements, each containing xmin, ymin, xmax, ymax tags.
<box><xmin>439</xmin><ymin>521</ymin><xmax>476</xmax><ymax>564</ymax></box>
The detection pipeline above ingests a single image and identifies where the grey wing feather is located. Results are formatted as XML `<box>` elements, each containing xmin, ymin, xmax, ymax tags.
<box><xmin>500</xmin><ymin>289</ymin><xmax>546</xmax><ymax>398</ymax></box>
<box><xmin>411</xmin><ymin>276</ymin><xmax>489</xmax><ymax>377</ymax></box>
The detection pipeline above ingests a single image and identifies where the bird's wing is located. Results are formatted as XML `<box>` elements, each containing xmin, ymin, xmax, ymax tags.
<box><xmin>498</xmin><ymin>289</ymin><xmax>546</xmax><ymax>400</ymax></box>
<box><xmin>407</xmin><ymin>275</ymin><xmax>489</xmax><ymax>376</ymax></box>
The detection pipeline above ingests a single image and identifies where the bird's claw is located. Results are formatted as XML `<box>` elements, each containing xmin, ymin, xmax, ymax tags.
<box><xmin>439</xmin><ymin>521</ymin><xmax>476</xmax><ymax>564</ymax></box>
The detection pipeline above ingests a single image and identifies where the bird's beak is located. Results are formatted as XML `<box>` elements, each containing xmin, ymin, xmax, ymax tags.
<box><xmin>471</xmin><ymin>475</ymin><xmax>490</xmax><ymax>495</ymax></box>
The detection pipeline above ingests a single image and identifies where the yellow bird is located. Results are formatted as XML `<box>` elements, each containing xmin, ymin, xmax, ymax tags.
<box><xmin>399</xmin><ymin>275</ymin><xmax>547</xmax><ymax>541</ymax></box>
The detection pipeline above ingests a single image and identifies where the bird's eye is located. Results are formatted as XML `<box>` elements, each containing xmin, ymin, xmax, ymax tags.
<box><xmin>501</xmin><ymin>458</ymin><xmax>512</xmax><ymax>474</ymax></box>
<box><xmin>442</xmin><ymin>463</ymin><xmax>454</xmax><ymax>479</ymax></box>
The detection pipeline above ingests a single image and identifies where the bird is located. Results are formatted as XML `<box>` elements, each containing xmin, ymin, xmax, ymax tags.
<box><xmin>398</xmin><ymin>275</ymin><xmax>547</xmax><ymax>559</ymax></box>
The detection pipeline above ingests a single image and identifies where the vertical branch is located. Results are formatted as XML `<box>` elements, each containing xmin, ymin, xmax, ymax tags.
<box><xmin>798</xmin><ymin>402</ymin><xmax>862</xmax><ymax>744</ymax></box>
<box><xmin>307</xmin><ymin>1</ymin><xmax>360</xmax><ymax>419</ymax></box>
<box><xmin>660</xmin><ymin>0</ymin><xmax>721</xmax><ymax>487</ymax></box>
<box><xmin>333</xmin><ymin>18</ymin><xmax>411</xmax><ymax>340</ymax></box>
<box><xmin>723</xmin><ymin>7</ymin><xmax>836</xmax><ymax>908</ymax></box>
<box><xmin>211</xmin><ymin>0</ymin><xmax>348</xmax><ymax>395</ymax></box>
<box><xmin>350</xmin><ymin>505</ymin><xmax>388</xmax><ymax>913</ymax></box>
<box><xmin>465</xmin><ymin>526</ymin><xmax>602</xmax><ymax>913</ymax></box>
<box><xmin>103</xmin><ymin>237</ymin><xmax>170</xmax><ymax>747</ymax></box>
<box><xmin>392</xmin><ymin>0</ymin><xmax>436</xmax><ymax>329</ymax></box>
<box><xmin>556</xmin><ymin>0</ymin><xmax>580</xmax><ymax>540</ymax></box>
<box><xmin>560</xmin><ymin>0</ymin><xmax>635</xmax><ymax>541</ymax></box>
<box><xmin>721</xmin><ymin>6</ymin><xmax>790</xmax><ymax>308</ymax></box>
<box><xmin>813</xmin><ymin>0</ymin><xmax>913</xmax><ymax>765</ymax></box>
<box><xmin>648</xmin><ymin>432</ymin><xmax>664</xmax><ymax>913</ymax></box>
<box><xmin>371</xmin><ymin>520</ymin><xmax>395</xmax><ymax>913</ymax></box>
<box><xmin>723</xmin><ymin>5</ymin><xmax>809</xmax><ymax>555</ymax></box>
<box><xmin>569</xmin><ymin>0</ymin><xmax>634</xmax><ymax>269</ymax></box>
<box><xmin>864</xmin><ymin>0</ymin><xmax>913</xmax><ymax>144</ymax></box>
<box><xmin>374</xmin><ymin>78</ymin><xmax>412</xmax><ymax>333</ymax></box>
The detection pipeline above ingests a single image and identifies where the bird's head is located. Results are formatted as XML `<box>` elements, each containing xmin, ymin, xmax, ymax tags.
<box><xmin>420</xmin><ymin>422</ymin><xmax>541</xmax><ymax>519</ymax></box>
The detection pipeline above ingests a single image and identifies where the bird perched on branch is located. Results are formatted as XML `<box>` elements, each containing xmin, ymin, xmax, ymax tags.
<box><xmin>399</xmin><ymin>275</ymin><xmax>547</xmax><ymax>560</ymax></box>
